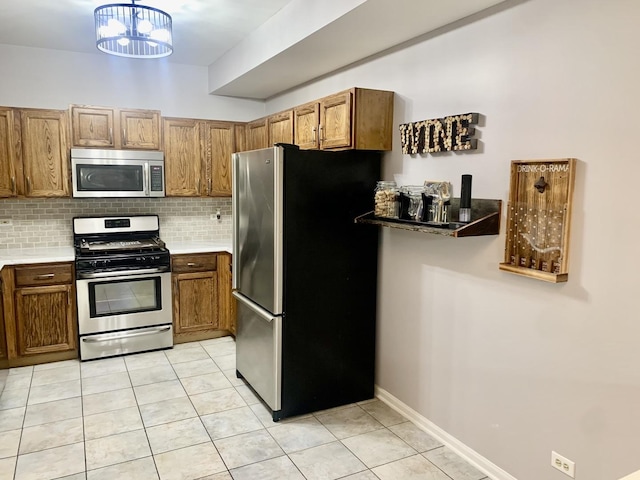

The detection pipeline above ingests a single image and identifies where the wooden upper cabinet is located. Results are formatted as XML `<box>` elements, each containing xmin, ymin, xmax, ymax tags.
<box><xmin>71</xmin><ymin>106</ymin><xmax>115</xmax><ymax>148</ymax></box>
<box><xmin>246</xmin><ymin>118</ymin><xmax>268</xmax><ymax>151</ymax></box>
<box><xmin>20</xmin><ymin>109</ymin><xmax>70</xmax><ymax>198</ymax></box>
<box><xmin>268</xmin><ymin>110</ymin><xmax>294</xmax><ymax>146</ymax></box>
<box><xmin>163</xmin><ymin>117</ymin><xmax>204</xmax><ymax>196</ymax></box>
<box><xmin>0</xmin><ymin>108</ymin><xmax>21</xmax><ymax>197</ymax></box>
<box><xmin>70</xmin><ymin>105</ymin><xmax>161</xmax><ymax>150</ymax></box>
<box><xmin>293</xmin><ymin>88</ymin><xmax>394</xmax><ymax>151</ymax></box>
<box><xmin>234</xmin><ymin>124</ymin><xmax>246</xmax><ymax>153</ymax></box>
<box><xmin>294</xmin><ymin>102</ymin><xmax>320</xmax><ymax>150</ymax></box>
<box><xmin>205</xmin><ymin>121</ymin><xmax>234</xmax><ymax>197</ymax></box>
<box><xmin>120</xmin><ymin>109</ymin><xmax>161</xmax><ymax>150</ymax></box>
<box><xmin>319</xmin><ymin>91</ymin><xmax>352</xmax><ymax>150</ymax></box>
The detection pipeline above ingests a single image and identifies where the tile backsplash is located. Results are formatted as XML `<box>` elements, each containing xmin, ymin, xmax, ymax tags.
<box><xmin>0</xmin><ymin>197</ymin><xmax>232</xmax><ymax>250</ymax></box>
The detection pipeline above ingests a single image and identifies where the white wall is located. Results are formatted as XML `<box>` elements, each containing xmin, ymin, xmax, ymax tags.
<box><xmin>0</xmin><ymin>44</ymin><xmax>265</xmax><ymax>120</ymax></box>
<box><xmin>269</xmin><ymin>1</ymin><xmax>640</xmax><ymax>479</ymax></box>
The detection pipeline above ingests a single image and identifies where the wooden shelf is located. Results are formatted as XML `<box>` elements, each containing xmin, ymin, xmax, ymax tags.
<box><xmin>355</xmin><ymin>198</ymin><xmax>502</xmax><ymax>237</ymax></box>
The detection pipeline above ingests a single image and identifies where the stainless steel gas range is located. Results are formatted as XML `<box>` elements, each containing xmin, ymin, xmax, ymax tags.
<box><xmin>73</xmin><ymin>215</ymin><xmax>173</xmax><ymax>361</ymax></box>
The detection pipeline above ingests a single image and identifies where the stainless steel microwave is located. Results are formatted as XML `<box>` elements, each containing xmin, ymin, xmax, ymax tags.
<box><xmin>71</xmin><ymin>148</ymin><xmax>165</xmax><ymax>198</ymax></box>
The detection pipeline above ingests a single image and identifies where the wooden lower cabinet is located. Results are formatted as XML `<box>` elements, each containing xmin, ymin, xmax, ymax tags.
<box><xmin>1</xmin><ymin>263</ymin><xmax>78</xmax><ymax>367</ymax></box>
<box><xmin>171</xmin><ymin>252</ymin><xmax>235</xmax><ymax>343</ymax></box>
<box><xmin>217</xmin><ymin>253</ymin><xmax>236</xmax><ymax>336</ymax></box>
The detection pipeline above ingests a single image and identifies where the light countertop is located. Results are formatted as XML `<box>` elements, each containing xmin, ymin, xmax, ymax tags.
<box><xmin>165</xmin><ymin>241</ymin><xmax>232</xmax><ymax>255</ymax></box>
<box><xmin>0</xmin><ymin>247</ymin><xmax>76</xmax><ymax>270</ymax></box>
<box><xmin>0</xmin><ymin>242</ymin><xmax>231</xmax><ymax>270</ymax></box>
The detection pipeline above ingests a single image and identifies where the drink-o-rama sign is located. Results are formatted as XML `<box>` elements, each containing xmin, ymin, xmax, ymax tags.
<box><xmin>399</xmin><ymin>113</ymin><xmax>479</xmax><ymax>154</ymax></box>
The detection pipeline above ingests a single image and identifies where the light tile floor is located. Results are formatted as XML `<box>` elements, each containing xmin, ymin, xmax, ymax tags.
<box><xmin>0</xmin><ymin>337</ymin><xmax>490</xmax><ymax>480</ymax></box>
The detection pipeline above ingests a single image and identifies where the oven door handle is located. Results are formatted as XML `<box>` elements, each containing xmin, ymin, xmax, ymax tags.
<box><xmin>77</xmin><ymin>267</ymin><xmax>170</xmax><ymax>279</ymax></box>
<box><xmin>82</xmin><ymin>326</ymin><xmax>171</xmax><ymax>343</ymax></box>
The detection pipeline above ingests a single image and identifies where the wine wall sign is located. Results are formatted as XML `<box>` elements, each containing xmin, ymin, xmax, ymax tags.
<box><xmin>399</xmin><ymin>112</ymin><xmax>479</xmax><ymax>155</ymax></box>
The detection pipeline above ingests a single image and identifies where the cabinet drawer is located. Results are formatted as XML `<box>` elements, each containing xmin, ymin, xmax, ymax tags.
<box><xmin>15</xmin><ymin>264</ymin><xmax>73</xmax><ymax>287</ymax></box>
<box><xmin>171</xmin><ymin>253</ymin><xmax>217</xmax><ymax>273</ymax></box>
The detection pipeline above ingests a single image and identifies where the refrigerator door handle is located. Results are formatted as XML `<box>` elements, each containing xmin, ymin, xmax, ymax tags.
<box><xmin>232</xmin><ymin>292</ymin><xmax>278</xmax><ymax>323</ymax></box>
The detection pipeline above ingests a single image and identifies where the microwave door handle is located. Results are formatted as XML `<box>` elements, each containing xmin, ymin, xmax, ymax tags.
<box><xmin>144</xmin><ymin>162</ymin><xmax>150</xmax><ymax>196</ymax></box>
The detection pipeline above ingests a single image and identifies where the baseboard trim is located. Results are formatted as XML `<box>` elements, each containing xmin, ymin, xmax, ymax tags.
<box><xmin>375</xmin><ymin>385</ymin><xmax>518</xmax><ymax>480</ymax></box>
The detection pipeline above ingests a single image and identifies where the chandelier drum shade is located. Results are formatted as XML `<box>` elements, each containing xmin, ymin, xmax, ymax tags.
<box><xmin>95</xmin><ymin>1</ymin><xmax>173</xmax><ymax>58</ymax></box>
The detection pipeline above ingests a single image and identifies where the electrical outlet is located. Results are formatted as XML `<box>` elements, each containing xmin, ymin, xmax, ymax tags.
<box><xmin>551</xmin><ymin>451</ymin><xmax>575</xmax><ymax>478</ymax></box>
<box><xmin>0</xmin><ymin>218</ymin><xmax>12</xmax><ymax>226</ymax></box>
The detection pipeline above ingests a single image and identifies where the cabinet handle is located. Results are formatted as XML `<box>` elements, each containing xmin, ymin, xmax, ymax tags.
<box><xmin>319</xmin><ymin>125</ymin><xmax>324</xmax><ymax>142</ymax></box>
<box><xmin>35</xmin><ymin>274</ymin><xmax>55</xmax><ymax>280</ymax></box>
<box><xmin>11</xmin><ymin>176</ymin><xmax>16</xmax><ymax>194</ymax></box>
<box><xmin>208</xmin><ymin>178</ymin><xmax>212</xmax><ymax>195</ymax></box>
<box><xmin>109</xmin><ymin>127</ymin><xmax>113</xmax><ymax>144</ymax></box>
<box><xmin>123</xmin><ymin>128</ymin><xmax>127</xmax><ymax>144</ymax></box>
<box><xmin>26</xmin><ymin>177</ymin><xmax>31</xmax><ymax>193</ymax></box>
<box><xmin>187</xmin><ymin>263</ymin><xmax>200</xmax><ymax>267</ymax></box>
<box><xmin>312</xmin><ymin>126</ymin><xmax>316</xmax><ymax>143</ymax></box>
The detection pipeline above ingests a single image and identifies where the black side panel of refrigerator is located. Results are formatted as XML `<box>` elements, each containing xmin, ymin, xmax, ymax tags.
<box><xmin>280</xmin><ymin>146</ymin><xmax>380</xmax><ymax>419</ymax></box>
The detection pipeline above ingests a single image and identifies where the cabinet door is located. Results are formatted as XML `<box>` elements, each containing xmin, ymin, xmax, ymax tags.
<box><xmin>217</xmin><ymin>254</ymin><xmax>235</xmax><ymax>335</ymax></box>
<box><xmin>294</xmin><ymin>103</ymin><xmax>319</xmax><ymax>150</ymax></box>
<box><xmin>234</xmin><ymin>124</ymin><xmax>246</xmax><ymax>153</ymax></box>
<box><xmin>0</xmin><ymin>108</ymin><xmax>20</xmax><ymax>197</ymax></box>
<box><xmin>15</xmin><ymin>284</ymin><xmax>75</xmax><ymax>356</ymax></box>
<box><xmin>319</xmin><ymin>91</ymin><xmax>352</xmax><ymax>150</ymax></box>
<box><xmin>163</xmin><ymin>118</ymin><xmax>204</xmax><ymax>196</ymax></box>
<box><xmin>268</xmin><ymin>111</ymin><xmax>294</xmax><ymax>146</ymax></box>
<box><xmin>20</xmin><ymin>109</ymin><xmax>70</xmax><ymax>197</ymax></box>
<box><xmin>70</xmin><ymin>106</ymin><xmax>115</xmax><ymax>148</ymax></box>
<box><xmin>205</xmin><ymin>121</ymin><xmax>234</xmax><ymax>197</ymax></box>
<box><xmin>246</xmin><ymin>119</ymin><xmax>268</xmax><ymax>151</ymax></box>
<box><xmin>173</xmin><ymin>271</ymin><xmax>219</xmax><ymax>333</ymax></box>
<box><xmin>120</xmin><ymin>109</ymin><xmax>161</xmax><ymax>150</ymax></box>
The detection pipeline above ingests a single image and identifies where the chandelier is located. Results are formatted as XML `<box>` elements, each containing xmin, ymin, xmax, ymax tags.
<box><xmin>95</xmin><ymin>1</ymin><xmax>173</xmax><ymax>59</ymax></box>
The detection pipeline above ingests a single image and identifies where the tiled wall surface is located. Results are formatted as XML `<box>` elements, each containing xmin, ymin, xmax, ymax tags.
<box><xmin>0</xmin><ymin>197</ymin><xmax>232</xmax><ymax>250</ymax></box>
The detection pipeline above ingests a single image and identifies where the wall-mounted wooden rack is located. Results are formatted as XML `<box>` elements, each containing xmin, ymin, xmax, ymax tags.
<box><xmin>498</xmin><ymin>158</ymin><xmax>576</xmax><ymax>283</ymax></box>
<box><xmin>355</xmin><ymin>198</ymin><xmax>501</xmax><ymax>238</ymax></box>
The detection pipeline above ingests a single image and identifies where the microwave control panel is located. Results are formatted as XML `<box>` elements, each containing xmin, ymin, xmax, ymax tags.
<box><xmin>150</xmin><ymin>166</ymin><xmax>164</xmax><ymax>191</ymax></box>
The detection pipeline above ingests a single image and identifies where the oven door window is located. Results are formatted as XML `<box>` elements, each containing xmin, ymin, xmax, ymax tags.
<box><xmin>89</xmin><ymin>277</ymin><xmax>162</xmax><ymax>317</ymax></box>
<box><xmin>76</xmin><ymin>164</ymin><xmax>143</xmax><ymax>192</ymax></box>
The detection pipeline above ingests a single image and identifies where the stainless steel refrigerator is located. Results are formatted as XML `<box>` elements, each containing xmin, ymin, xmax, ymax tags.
<box><xmin>232</xmin><ymin>144</ymin><xmax>380</xmax><ymax>421</ymax></box>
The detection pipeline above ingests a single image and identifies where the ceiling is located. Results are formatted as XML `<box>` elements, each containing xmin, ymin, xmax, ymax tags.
<box><xmin>0</xmin><ymin>0</ymin><xmax>509</xmax><ymax>99</ymax></box>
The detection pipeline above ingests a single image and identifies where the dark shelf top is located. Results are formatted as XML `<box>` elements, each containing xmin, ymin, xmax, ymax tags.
<box><xmin>355</xmin><ymin>198</ymin><xmax>502</xmax><ymax>238</ymax></box>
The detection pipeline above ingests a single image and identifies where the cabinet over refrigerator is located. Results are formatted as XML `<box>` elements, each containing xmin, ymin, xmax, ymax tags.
<box><xmin>232</xmin><ymin>144</ymin><xmax>380</xmax><ymax>421</ymax></box>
